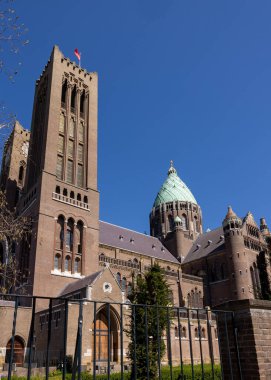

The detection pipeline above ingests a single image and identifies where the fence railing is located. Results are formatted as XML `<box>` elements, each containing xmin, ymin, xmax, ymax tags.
<box><xmin>0</xmin><ymin>294</ymin><xmax>242</xmax><ymax>380</ymax></box>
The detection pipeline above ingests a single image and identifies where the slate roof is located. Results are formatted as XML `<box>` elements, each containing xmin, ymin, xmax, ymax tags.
<box><xmin>182</xmin><ymin>227</ymin><xmax>225</xmax><ymax>264</ymax></box>
<box><xmin>99</xmin><ymin>221</ymin><xmax>179</xmax><ymax>264</ymax></box>
<box><xmin>58</xmin><ymin>271</ymin><xmax>102</xmax><ymax>297</ymax></box>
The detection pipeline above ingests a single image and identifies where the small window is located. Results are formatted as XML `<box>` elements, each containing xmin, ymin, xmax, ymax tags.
<box><xmin>83</xmin><ymin>196</ymin><xmax>88</xmax><ymax>203</ymax></box>
<box><xmin>55</xmin><ymin>186</ymin><xmax>60</xmax><ymax>194</ymax></box>
<box><xmin>70</xmin><ymin>191</ymin><xmax>74</xmax><ymax>199</ymax></box>
<box><xmin>54</xmin><ymin>254</ymin><xmax>61</xmax><ymax>271</ymax></box>
<box><xmin>77</xmin><ymin>193</ymin><xmax>82</xmax><ymax>201</ymax></box>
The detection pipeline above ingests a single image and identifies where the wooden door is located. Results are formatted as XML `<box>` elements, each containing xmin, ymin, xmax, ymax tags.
<box><xmin>6</xmin><ymin>336</ymin><xmax>24</xmax><ymax>366</ymax></box>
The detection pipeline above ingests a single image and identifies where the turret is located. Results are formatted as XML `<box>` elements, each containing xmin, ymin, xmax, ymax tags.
<box><xmin>223</xmin><ymin>206</ymin><xmax>251</xmax><ymax>300</ymax></box>
<box><xmin>260</xmin><ymin>217</ymin><xmax>271</xmax><ymax>238</ymax></box>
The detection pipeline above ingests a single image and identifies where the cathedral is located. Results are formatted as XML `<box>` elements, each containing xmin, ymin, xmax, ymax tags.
<box><xmin>0</xmin><ymin>46</ymin><xmax>270</xmax><ymax>371</ymax></box>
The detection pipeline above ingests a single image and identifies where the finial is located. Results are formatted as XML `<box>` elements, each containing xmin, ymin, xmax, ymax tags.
<box><xmin>168</xmin><ymin>160</ymin><xmax>177</xmax><ymax>175</ymax></box>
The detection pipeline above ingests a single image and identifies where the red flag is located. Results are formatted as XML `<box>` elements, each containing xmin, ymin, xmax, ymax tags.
<box><xmin>74</xmin><ymin>48</ymin><xmax>81</xmax><ymax>60</ymax></box>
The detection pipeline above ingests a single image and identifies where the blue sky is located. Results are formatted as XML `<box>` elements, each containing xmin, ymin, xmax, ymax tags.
<box><xmin>2</xmin><ymin>1</ymin><xmax>271</xmax><ymax>233</ymax></box>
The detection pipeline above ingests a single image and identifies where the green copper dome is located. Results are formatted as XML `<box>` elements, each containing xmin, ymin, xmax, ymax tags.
<box><xmin>153</xmin><ymin>161</ymin><xmax>197</xmax><ymax>207</ymax></box>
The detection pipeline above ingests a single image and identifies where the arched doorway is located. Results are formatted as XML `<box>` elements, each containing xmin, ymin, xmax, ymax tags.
<box><xmin>92</xmin><ymin>306</ymin><xmax>118</xmax><ymax>363</ymax></box>
<box><xmin>6</xmin><ymin>336</ymin><xmax>25</xmax><ymax>366</ymax></box>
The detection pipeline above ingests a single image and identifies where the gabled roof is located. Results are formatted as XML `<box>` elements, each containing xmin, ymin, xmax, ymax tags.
<box><xmin>99</xmin><ymin>221</ymin><xmax>179</xmax><ymax>264</ymax></box>
<box><xmin>58</xmin><ymin>271</ymin><xmax>102</xmax><ymax>297</ymax></box>
<box><xmin>182</xmin><ymin>227</ymin><xmax>225</xmax><ymax>264</ymax></box>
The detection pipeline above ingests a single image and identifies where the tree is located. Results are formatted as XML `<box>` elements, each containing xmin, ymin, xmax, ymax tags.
<box><xmin>127</xmin><ymin>264</ymin><xmax>172</xmax><ymax>380</ymax></box>
<box><xmin>0</xmin><ymin>190</ymin><xmax>31</xmax><ymax>293</ymax></box>
<box><xmin>0</xmin><ymin>0</ymin><xmax>29</xmax><ymax>81</ymax></box>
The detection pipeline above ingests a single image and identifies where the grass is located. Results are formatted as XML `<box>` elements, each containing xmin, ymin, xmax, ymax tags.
<box><xmin>3</xmin><ymin>364</ymin><xmax>222</xmax><ymax>380</ymax></box>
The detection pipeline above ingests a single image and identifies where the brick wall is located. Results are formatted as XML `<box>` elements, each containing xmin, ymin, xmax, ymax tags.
<box><xmin>217</xmin><ymin>299</ymin><xmax>271</xmax><ymax>380</ymax></box>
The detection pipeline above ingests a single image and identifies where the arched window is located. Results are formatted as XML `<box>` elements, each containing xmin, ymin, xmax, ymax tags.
<box><xmin>127</xmin><ymin>282</ymin><xmax>132</xmax><ymax>295</ymax></box>
<box><xmin>77</xmin><ymin>221</ymin><xmax>83</xmax><ymax>254</ymax></box>
<box><xmin>194</xmin><ymin>216</ymin><xmax>199</xmax><ymax>233</ymax></box>
<box><xmin>55</xmin><ymin>186</ymin><xmax>60</xmax><ymax>194</ymax></box>
<box><xmin>116</xmin><ymin>272</ymin><xmax>121</xmax><ymax>285</ymax></box>
<box><xmin>133</xmin><ymin>258</ymin><xmax>138</xmax><ymax>263</ymax></box>
<box><xmin>181</xmin><ymin>326</ymin><xmax>187</xmax><ymax>338</ymax></box>
<box><xmin>71</xmin><ymin>86</ymin><xmax>76</xmax><ymax>110</ymax></box>
<box><xmin>54</xmin><ymin>254</ymin><xmax>61</xmax><ymax>271</ymax></box>
<box><xmin>83</xmin><ymin>196</ymin><xmax>88</xmax><ymax>203</ymax></box>
<box><xmin>201</xmin><ymin>328</ymin><xmax>206</xmax><ymax>339</ymax></box>
<box><xmin>63</xmin><ymin>188</ymin><xmax>68</xmax><ymax>196</ymax></box>
<box><xmin>99</xmin><ymin>253</ymin><xmax>105</xmax><ymax>261</ymax></box>
<box><xmin>181</xmin><ymin>214</ymin><xmax>188</xmax><ymax>230</ymax></box>
<box><xmin>74</xmin><ymin>258</ymin><xmax>81</xmax><ymax>273</ymax></box>
<box><xmin>174</xmin><ymin>326</ymin><xmax>179</xmax><ymax>338</ymax></box>
<box><xmin>122</xmin><ymin>277</ymin><xmax>127</xmax><ymax>292</ymax></box>
<box><xmin>56</xmin><ymin>215</ymin><xmax>64</xmax><ymax>250</ymax></box>
<box><xmin>77</xmin><ymin>193</ymin><xmax>81</xmax><ymax>201</ymax></box>
<box><xmin>65</xmin><ymin>256</ymin><xmax>71</xmax><ymax>272</ymax></box>
<box><xmin>66</xmin><ymin>218</ymin><xmax>74</xmax><ymax>252</ymax></box>
<box><xmin>70</xmin><ymin>191</ymin><xmax>74</xmax><ymax>199</ymax></box>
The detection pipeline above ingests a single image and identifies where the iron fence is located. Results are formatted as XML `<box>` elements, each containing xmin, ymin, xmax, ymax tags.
<box><xmin>0</xmin><ymin>294</ymin><xmax>242</xmax><ymax>380</ymax></box>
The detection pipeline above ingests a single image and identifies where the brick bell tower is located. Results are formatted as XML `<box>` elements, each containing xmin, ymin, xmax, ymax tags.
<box><xmin>150</xmin><ymin>161</ymin><xmax>202</xmax><ymax>262</ymax></box>
<box><xmin>19</xmin><ymin>46</ymin><xmax>99</xmax><ymax>297</ymax></box>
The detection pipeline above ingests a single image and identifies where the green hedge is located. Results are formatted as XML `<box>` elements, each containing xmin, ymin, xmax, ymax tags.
<box><xmin>4</xmin><ymin>364</ymin><xmax>222</xmax><ymax>380</ymax></box>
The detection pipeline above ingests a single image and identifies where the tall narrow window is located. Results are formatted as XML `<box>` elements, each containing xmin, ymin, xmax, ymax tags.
<box><xmin>65</xmin><ymin>256</ymin><xmax>71</xmax><ymax>272</ymax></box>
<box><xmin>67</xmin><ymin>160</ymin><xmax>73</xmax><ymax>183</ymax></box>
<box><xmin>78</xmin><ymin>144</ymin><xmax>84</xmax><ymax>162</ymax></box>
<box><xmin>56</xmin><ymin>156</ymin><xmax>63</xmax><ymax>179</ymax></box>
<box><xmin>69</xmin><ymin>118</ymin><xmax>75</xmax><ymax>138</ymax></box>
<box><xmin>80</xmin><ymin>90</ymin><xmax>85</xmax><ymax>114</ymax></box>
<box><xmin>181</xmin><ymin>214</ymin><xmax>188</xmax><ymax>230</ymax></box>
<box><xmin>68</xmin><ymin>140</ymin><xmax>74</xmax><ymax>157</ymax></box>
<box><xmin>61</xmin><ymin>80</ymin><xmax>67</xmax><ymax>105</ymax></box>
<box><xmin>77</xmin><ymin>221</ymin><xmax>83</xmax><ymax>254</ymax></box>
<box><xmin>79</xmin><ymin>122</ymin><xmax>84</xmax><ymax>142</ymax></box>
<box><xmin>74</xmin><ymin>258</ymin><xmax>81</xmax><ymax>273</ymax></box>
<box><xmin>122</xmin><ymin>277</ymin><xmax>127</xmax><ymax>292</ymax></box>
<box><xmin>59</xmin><ymin>113</ymin><xmax>65</xmax><ymax>133</ymax></box>
<box><xmin>58</xmin><ymin>135</ymin><xmax>64</xmax><ymax>154</ymax></box>
<box><xmin>56</xmin><ymin>215</ymin><xmax>64</xmax><ymax>250</ymax></box>
<box><xmin>71</xmin><ymin>86</ymin><xmax>76</xmax><ymax>111</ymax></box>
<box><xmin>77</xmin><ymin>164</ymin><xmax>84</xmax><ymax>187</ymax></box>
<box><xmin>54</xmin><ymin>254</ymin><xmax>61</xmax><ymax>270</ymax></box>
<box><xmin>18</xmin><ymin>165</ymin><xmax>24</xmax><ymax>184</ymax></box>
<box><xmin>66</xmin><ymin>218</ymin><xmax>74</xmax><ymax>252</ymax></box>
